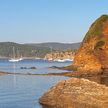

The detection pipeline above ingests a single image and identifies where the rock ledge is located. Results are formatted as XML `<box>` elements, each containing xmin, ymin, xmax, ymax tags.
<box><xmin>39</xmin><ymin>78</ymin><xmax>108</xmax><ymax>108</ymax></box>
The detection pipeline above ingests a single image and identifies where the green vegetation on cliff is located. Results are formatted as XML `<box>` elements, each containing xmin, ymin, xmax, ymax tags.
<box><xmin>86</xmin><ymin>49</ymin><xmax>94</xmax><ymax>54</ymax></box>
<box><xmin>84</xmin><ymin>15</ymin><xmax>108</xmax><ymax>42</ymax></box>
<box><xmin>94</xmin><ymin>40</ymin><xmax>105</xmax><ymax>49</ymax></box>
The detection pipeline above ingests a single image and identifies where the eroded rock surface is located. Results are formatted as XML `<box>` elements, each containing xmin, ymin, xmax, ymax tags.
<box><xmin>72</xmin><ymin>15</ymin><xmax>108</xmax><ymax>73</ymax></box>
<box><xmin>39</xmin><ymin>78</ymin><xmax>108</xmax><ymax>108</ymax></box>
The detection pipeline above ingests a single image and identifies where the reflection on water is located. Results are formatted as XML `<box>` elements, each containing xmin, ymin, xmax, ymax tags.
<box><xmin>0</xmin><ymin>75</ymin><xmax>70</xmax><ymax>108</ymax></box>
<box><xmin>13</xmin><ymin>62</ymin><xmax>16</xmax><ymax>87</ymax></box>
<box><xmin>0</xmin><ymin>59</ymin><xmax>71</xmax><ymax>108</ymax></box>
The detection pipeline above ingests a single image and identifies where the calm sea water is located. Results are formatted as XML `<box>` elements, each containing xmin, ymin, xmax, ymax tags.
<box><xmin>0</xmin><ymin>59</ymin><xmax>72</xmax><ymax>108</ymax></box>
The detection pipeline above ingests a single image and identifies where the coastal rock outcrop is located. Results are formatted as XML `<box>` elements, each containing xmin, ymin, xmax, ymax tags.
<box><xmin>20</xmin><ymin>67</ymin><xmax>37</xmax><ymax>69</ymax></box>
<box><xmin>39</xmin><ymin>78</ymin><xmax>108</xmax><ymax>108</ymax></box>
<box><xmin>71</xmin><ymin>15</ymin><xmax>108</xmax><ymax>73</ymax></box>
<box><xmin>45</xmin><ymin>49</ymin><xmax>77</xmax><ymax>60</ymax></box>
<box><xmin>39</xmin><ymin>15</ymin><xmax>108</xmax><ymax>108</ymax></box>
<box><xmin>48</xmin><ymin>15</ymin><xmax>108</xmax><ymax>75</ymax></box>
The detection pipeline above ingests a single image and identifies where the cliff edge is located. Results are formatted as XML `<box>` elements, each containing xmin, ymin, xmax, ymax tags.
<box><xmin>68</xmin><ymin>15</ymin><xmax>108</xmax><ymax>74</ymax></box>
<box><xmin>39</xmin><ymin>15</ymin><xmax>108</xmax><ymax>108</ymax></box>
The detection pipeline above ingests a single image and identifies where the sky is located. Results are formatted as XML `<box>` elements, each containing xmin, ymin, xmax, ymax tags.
<box><xmin>0</xmin><ymin>0</ymin><xmax>108</xmax><ymax>44</ymax></box>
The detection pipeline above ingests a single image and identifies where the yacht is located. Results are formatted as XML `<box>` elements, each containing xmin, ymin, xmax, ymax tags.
<box><xmin>9</xmin><ymin>47</ymin><xmax>23</xmax><ymax>62</ymax></box>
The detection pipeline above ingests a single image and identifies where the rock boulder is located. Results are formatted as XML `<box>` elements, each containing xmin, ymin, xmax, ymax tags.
<box><xmin>39</xmin><ymin>78</ymin><xmax>108</xmax><ymax>108</ymax></box>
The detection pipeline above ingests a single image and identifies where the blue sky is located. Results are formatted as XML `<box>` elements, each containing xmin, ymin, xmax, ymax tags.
<box><xmin>0</xmin><ymin>0</ymin><xmax>108</xmax><ymax>43</ymax></box>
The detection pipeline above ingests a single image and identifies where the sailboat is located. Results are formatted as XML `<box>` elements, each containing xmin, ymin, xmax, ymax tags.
<box><xmin>9</xmin><ymin>47</ymin><xmax>23</xmax><ymax>62</ymax></box>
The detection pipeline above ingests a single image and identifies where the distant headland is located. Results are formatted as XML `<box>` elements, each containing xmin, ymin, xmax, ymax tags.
<box><xmin>0</xmin><ymin>42</ymin><xmax>80</xmax><ymax>59</ymax></box>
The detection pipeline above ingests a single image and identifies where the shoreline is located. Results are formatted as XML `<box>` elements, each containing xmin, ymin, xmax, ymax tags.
<box><xmin>1</xmin><ymin>71</ymin><xmax>108</xmax><ymax>86</ymax></box>
<box><xmin>0</xmin><ymin>57</ymin><xmax>42</xmax><ymax>59</ymax></box>
<box><xmin>0</xmin><ymin>71</ymin><xmax>72</xmax><ymax>76</ymax></box>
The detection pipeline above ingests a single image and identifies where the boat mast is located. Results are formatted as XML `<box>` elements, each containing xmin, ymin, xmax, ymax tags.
<box><xmin>50</xmin><ymin>47</ymin><xmax>53</xmax><ymax>59</ymax></box>
<box><xmin>13</xmin><ymin>46</ymin><xmax>15</xmax><ymax>59</ymax></box>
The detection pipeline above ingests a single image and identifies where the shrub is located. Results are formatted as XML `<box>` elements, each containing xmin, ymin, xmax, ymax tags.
<box><xmin>94</xmin><ymin>40</ymin><xmax>105</xmax><ymax>49</ymax></box>
<box><xmin>86</xmin><ymin>49</ymin><xmax>94</xmax><ymax>54</ymax></box>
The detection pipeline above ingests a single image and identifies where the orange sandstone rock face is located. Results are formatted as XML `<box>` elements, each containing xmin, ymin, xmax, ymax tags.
<box><xmin>72</xmin><ymin>15</ymin><xmax>108</xmax><ymax>73</ymax></box>
<box><xmin>39</xmin><ymin>15</ymin><xmax>108</xmax><ymax>108</ymax></box>
<box><xmin>39</xmin><ymin>78</ymin><xmax>108</xmax><ymax>108</ymax></box>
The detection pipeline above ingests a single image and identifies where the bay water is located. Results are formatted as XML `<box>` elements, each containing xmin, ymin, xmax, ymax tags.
<box><xmin>0</xmin><ymin>59</ymin><xmax>72</xmax><ymax>108</ymax></box>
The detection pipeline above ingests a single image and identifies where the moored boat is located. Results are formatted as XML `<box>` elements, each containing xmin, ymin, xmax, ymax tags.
<box><xmin>8</xmin><ymin>47</ymin><xmax>23</xmax><ymax>62</ymax></box>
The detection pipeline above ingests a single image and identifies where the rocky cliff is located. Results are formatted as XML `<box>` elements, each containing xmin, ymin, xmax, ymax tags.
<box><xmin>39</xmin><ymin>15</ymin><xmax>108</xmax><ymax>108</ymax></box>
<box><xmin>70</xmin><ymin>15</ymin><xmax>108</xmax><ymax>73</ymax></box>
<box><xmin>49</xmin><ymin>15</ymin><xmax>108</xmax><ymax>74</ymax></box>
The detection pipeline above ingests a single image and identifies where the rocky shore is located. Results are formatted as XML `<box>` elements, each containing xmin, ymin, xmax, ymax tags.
<box><xmin>39</xmin><ymin>15</ymin><xmax>108</xmax><ymax>108</ymax></box>
<box><xmin>39</xmin><ymin>78</ymin><xmax>108</xmax><ymax>108</ymax></box>
<box><xmin>45</xmin><ymin>49</ymin><xmax>76</xmax><ymax>60</ymax></box>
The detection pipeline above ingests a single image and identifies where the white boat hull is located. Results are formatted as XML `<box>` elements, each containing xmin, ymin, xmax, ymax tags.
<box><xmin>8</xmin><ymin>58</ymin><xmax>23</xmax><ymax>62</ymax></box>
<box><xmin>54</xmin><ymin>59</ymin><xmax>65</xmax><ymax>62</ymax></box>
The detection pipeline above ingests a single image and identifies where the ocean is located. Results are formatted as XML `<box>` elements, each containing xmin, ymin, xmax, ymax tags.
<box><xmin>0</xmin><ymin>59</ymin><xmax>72</xmax><ymax>108</ymax></box>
